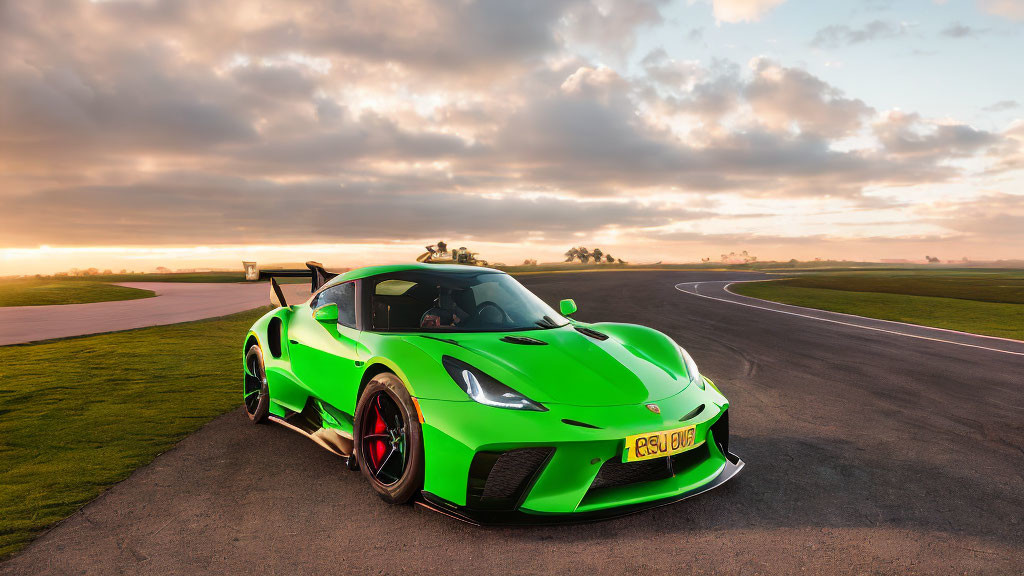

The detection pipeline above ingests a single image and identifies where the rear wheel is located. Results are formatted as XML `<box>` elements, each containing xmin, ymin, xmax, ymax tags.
<box><xmin>354</xmin><ymin>373</ymin><xmax>424</xmax><ymax>504</ymax></box>
<box><xmin>243</xmin><ymin>344</ymin><xmax>270</xmax><ymax>423</ymax></box>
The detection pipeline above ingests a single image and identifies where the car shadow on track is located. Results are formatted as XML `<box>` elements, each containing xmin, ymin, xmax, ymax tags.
<box><xmin>477</xmin><ymin>434</ymin><xmax>1018</xmax><ymax>549</ymax></box>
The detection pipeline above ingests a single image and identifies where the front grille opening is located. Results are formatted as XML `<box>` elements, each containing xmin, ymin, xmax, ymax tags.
<box><xmin>467</xmin><ymin>448</ymin><xmax>553</xmax><ymax>510</ymax></box>
<box><xmin>589</xmin><ymin>443</ymin><xmax>712</xmax><ymax>493</ymax></box>
<box><xmin>591</xmin><ymin>457</ymin><xmax>672</xmax><ymax>490</ymax></box>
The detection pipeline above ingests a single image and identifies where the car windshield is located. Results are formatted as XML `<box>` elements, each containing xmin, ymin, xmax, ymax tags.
<box><xmin>369</xmin><ymin>270</ymin><xmax>569</xmax><ymax>333</ymax></box>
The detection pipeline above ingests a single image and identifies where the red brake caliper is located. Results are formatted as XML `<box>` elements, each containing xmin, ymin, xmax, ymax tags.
<box><xmin>371</xmin><ymin>402</ymin><xmax>388</xmax><ymax>469</ymax></box>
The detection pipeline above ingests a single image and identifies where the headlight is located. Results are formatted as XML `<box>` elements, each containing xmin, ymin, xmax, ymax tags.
<box><xmin>679</xmin><ymin>346</ymin><xmax>704</xmax><ymax>390</ymax></box>
<box><xmin>442</xmin><ymin>356</ymin><xmax>547</xmax><ymax>411</ymax></box>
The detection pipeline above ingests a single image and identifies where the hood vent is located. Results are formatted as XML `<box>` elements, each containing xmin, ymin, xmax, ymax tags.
<box><xmin>500</xmin><ymin>335</ymin><xmax>548</xmax><ymax>346</ymax></box>
<box><xmin>575</xmin><ymin>327</ymin><xmax>609</xmax><ymax>341</ymax></box>
<box><xmin>679</xmin><ymin>404</ymin><xmax>705</xmax><ymax>422</ymax></box>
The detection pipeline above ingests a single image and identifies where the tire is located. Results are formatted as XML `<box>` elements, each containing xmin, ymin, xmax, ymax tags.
<box><xmin>243</xmin><ymin>344</ymin><xmax>270</xmax><ymax>424</ymax></box>
<box><xmin>354</xmin><ymin>373</ymin><xmax>424</xmax><ymax>504</ymax></box>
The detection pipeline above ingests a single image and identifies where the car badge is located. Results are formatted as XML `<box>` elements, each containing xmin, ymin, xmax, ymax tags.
<box><xmin>646</xmin><ymin>403</ymin><xmax>661</xmax><ymax>414</ymax></box>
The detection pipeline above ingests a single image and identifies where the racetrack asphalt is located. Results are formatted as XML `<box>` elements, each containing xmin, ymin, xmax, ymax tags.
<box><xmin>2</xmin><ymin>270</ymin><xmax>1021</xmax><ymax>575</ymax></box>
<box><xmin>0</xmin><ymin>282</ymin><xmax>310</xmax><ymax>345</ymax></box>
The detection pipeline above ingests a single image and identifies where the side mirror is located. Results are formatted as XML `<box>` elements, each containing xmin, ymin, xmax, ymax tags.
<box><xmin>559</xmin><ymin>298</ymin><xmax>577</xmax><ymax>316</ymax></box>
<box><xmin>313</xmin><ymin>303</ymin><xmax>339</xmax><ymax>323</ymax></box>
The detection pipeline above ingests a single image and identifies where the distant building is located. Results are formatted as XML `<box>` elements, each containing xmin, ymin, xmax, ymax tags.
<box><xmin>243</xmin><ymin>261</ymin><xmax>259</xmax><ymax>281</ymax></box>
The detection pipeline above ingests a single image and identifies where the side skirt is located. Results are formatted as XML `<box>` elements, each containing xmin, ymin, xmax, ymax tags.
<box><xmin>268</xmin><ymin>398</ymin><xmax>355</xmax><ymax>458</ymax></box>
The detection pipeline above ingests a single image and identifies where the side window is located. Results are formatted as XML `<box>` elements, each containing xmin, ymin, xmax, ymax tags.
<box><xmin>311</xmin><ymin>282</ymin><xmax>357</xmax><ymax>328</ymax></box>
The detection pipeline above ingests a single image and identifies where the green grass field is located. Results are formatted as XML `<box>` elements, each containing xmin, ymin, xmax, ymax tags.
<box><xmin>732</xmin><ymin>271</ymin><xmax>1024</xmax><ymax>340</ymax></box>
<box><xmin>0</xmin><ymin>307</ymin><xmax>268</xmax><ymax>558</ymax></box>
<box><xmin>0</xmin><ymin>278</ymin><xmax>156</xmax><ymax>307</ymax></box>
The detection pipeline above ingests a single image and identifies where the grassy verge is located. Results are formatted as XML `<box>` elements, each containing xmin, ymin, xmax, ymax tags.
<box><xmin>0</xmin><ymin>307</ymin><xmax>268</xmax><ymax>558</ymax></box>
<box><xmin>0</xmin><ymin>279</ymin><xmax>155</xmax><ymax>307</ymax></box>
<box><xmin>731</xmin><ymin>279</ymin><xmax>1024</xmax><ymax>340</ymax></box>
<box><xmin>761</xmin><ymin>270</ymin><xmax>1024</xmax><ymax>304</ymax></box>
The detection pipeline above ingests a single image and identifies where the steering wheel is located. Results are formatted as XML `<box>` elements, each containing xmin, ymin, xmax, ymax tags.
<box><xmin>473</xmin><ymin>301</ymin><xmax>512</xmax><ymax>326</ymax></box>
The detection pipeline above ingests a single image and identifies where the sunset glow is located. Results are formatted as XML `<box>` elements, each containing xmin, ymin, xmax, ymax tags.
<box><xmin>1</xmin><ymin>0</ymin><xmax>1022</xmax><ymax>274</ymax></box>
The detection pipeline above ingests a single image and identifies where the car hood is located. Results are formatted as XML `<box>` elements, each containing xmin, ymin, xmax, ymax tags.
<box><xmin>404</xmin><ymin>324</ymin><xmax>690</xmax><ymax>407</ymax></box>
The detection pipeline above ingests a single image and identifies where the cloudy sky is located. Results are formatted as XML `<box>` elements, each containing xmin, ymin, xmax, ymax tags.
<box><xmin>1</xmin><ymin>0</ymin><xmax>1022</xmax><ymax>273</ymax></box>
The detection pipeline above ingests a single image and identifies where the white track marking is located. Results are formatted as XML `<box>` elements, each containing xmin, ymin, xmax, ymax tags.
<box><xmin>675</xmin><ymin>280</ymin><xmax>1024</xmax><ymax>358</ymax></box>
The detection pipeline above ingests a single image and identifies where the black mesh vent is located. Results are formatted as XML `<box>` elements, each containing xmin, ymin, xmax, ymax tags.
<box><xmin>467</xmin><ymin>448</ymin><xmax>553</xmax><ymax>510</ymax></box>
<box><xmin>590</xmin><ymin>443</ymin><xmax>712</xmax><ymax>493</ymax></box>
<box><xmin>591</xmin><ymin>457</ymin><xmax>673</xmax><ymax>490</ymax></box>
<box><xmin>482</xmin><ymin>448</ymin><xmax>552</xmax><ymax>500</ymax></box>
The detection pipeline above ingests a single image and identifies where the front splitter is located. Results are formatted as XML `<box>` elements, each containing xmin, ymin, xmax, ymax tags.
<box><xmin>416</xmin><ymin>451</ymin><xmax>745</xmax><ymax>526</ymax></box>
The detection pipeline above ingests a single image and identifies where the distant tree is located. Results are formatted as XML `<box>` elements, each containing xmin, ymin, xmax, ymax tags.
<box><xmin>102</xmin><ymin>269</ymin><xmax>112</xmax><ymax>275</ymax></box>
<box><xmin>155</xmin><ymin>266</ymin><xmax>171</xmax><ymax>273</ymax></box>
<box><xmin>606</xmin><ymin>254</ymin><xmax>614</xmax><ymax>262</ymax></box>
<box><xmin>616</xmin><ymin>258</ymin><xmax>626</xmax><ymax>264</ymax></box>
<box><xmin>564</xmin><ymin>248</ymin><xmax>578</xmax><ymax>262</ymax></box>
<box><xmin>592</xmin><ymin>248</ymin><xmax>603</xmax><ymax>263</ymax></box>
<box><xmin>789</xmin><ymin>258</ymin><xmax>798</xmax><ymax>264</ymax></box>
<box><xmin>925</xmin><ymin>255</ymin><xmax>940</xmax><ymax>263</ymax></box>
<box><xmin>119</xmin><ymin>269</ymin><xmax>127</xmax><ymax>274</ymax></box>
<box><xmin>701</xmin><ymin>257</ymin><xmax>711</xmax><ymax>263</ymax></box>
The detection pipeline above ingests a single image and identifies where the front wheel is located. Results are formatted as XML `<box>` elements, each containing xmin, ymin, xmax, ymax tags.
<box><xmin>354</xmin><ymin>373</ymin><xmax>424</xmax><ymax>504</ymax></box>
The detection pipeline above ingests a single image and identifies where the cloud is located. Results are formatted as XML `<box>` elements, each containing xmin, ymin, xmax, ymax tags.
<box><xmin>977</xmin><ymin>0</ymin><xmax>1024</xmax><ymax>21</ymax></box>
<box><xmin>873</xmin><ymin>111</ymin><xmax>1000</xmax><ymax>159</ymax></box>
<box><xmin>940</xmin><ymin>23</ymin><xmax>987</xmax><ymax>38</ymax></box>
<box><xmin>744</xmin><ymin>58</ymin><xmax>874</xmax><ymax>137</ymax></box>
<box><xmin>0</xmin><ymin>174</ymin><xmax>709</xmax><ymax>246</ymax></box>
<box><xmin>922</xmin><ymin>193</ymin><xmax>1024</xmax><ymax>239</ymax></box>
<box><xmin>709</xmin><ymin>0</ymin><xmax>788</xmax><ymax>23</ymax></box>
<box><xmin>0</xmin><ymin>0</ymin><xmax>1020</xmax><ymax>263</ymax></box>
<box><xmin>983</xmin><ymin>100</ymin><xmax>1020</xmax><ymax>112</ymax></box>
<box><xmin>811</xmin><ymin>20</ymin><xmax>907</xmax><ymax>48</ymax></box>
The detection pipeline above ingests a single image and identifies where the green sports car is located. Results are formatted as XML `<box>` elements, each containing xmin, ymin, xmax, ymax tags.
<box><xmin>243</xmin><ymin>262</ymin><xmax>742</xmax><ymax>523</ymax></box>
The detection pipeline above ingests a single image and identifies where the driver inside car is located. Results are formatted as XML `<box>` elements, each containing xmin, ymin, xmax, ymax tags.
<box><xmin>420</xmin><ymin>286</ymin><xmax>469</xmax><ymax>328</ymax></box>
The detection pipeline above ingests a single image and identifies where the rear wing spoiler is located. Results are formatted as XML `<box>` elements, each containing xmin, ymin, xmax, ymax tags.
<box><xmin>259</xmin><ymin>261</ymin><xmax>340</xmax><ymax>307</ymax></box>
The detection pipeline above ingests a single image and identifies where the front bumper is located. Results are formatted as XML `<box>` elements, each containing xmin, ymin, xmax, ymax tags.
<box><xmin>418</xmin><ymin>450</ymin><xmax>743</xmax><ymax>525</ymax></box>
<box><xmin>416</xmin><ymin>387</ymin><xmax>741</xmax><ymax>522</ymax></box>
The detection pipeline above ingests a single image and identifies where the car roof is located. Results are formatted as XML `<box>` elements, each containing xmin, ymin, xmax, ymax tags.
<box><xmin>324</xmin><ymin>263</ymin><xmax>505</xmax><ymax>288</ymax></box>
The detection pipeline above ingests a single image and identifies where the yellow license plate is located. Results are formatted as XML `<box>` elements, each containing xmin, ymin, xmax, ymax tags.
<box><xmin>623</xmin><ymin>424</ymin><xmax>700</xmax><ymax>462</ymax></box>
